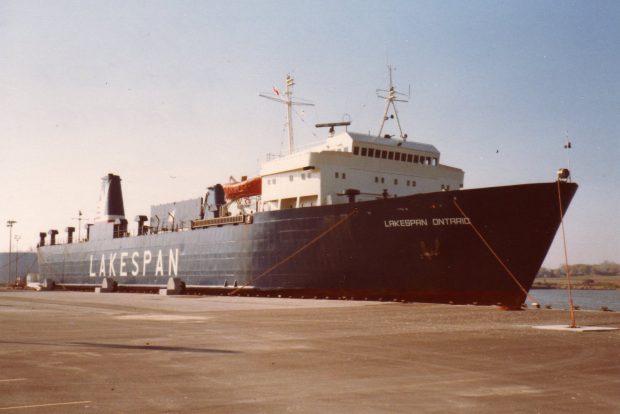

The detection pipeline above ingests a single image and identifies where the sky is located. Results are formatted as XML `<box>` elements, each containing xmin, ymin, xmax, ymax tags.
<box><xmin>1</xmin><ymin>0</ymin><xmax>619</xmax><ymax>268</ymax></box>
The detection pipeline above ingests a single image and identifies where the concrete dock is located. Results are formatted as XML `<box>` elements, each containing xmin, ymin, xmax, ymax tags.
<box><xmin>0</xmin><ymin>291</ymin><xmax>618</xmax><ymax>413</ymax></box>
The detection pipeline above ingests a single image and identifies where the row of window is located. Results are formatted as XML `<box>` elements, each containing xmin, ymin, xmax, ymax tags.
<box><xmin>269</xmin><ymin>172</ymin><xmax>417</xmax><ymax>187</ymax></box>
<box><xmin>353</xmin><ymin>145</ymin><xmax>438</xmax><ymax>166</ymax></box>
<box><xmin>266</xmin><ymin>172</ymin><xmax>314</xmax><ymax>185</ymax></box>
<box><xmin>374</xmin><ymin>176</ymin><xmax>417</xmax><ymax>187</ymax></box>
<box><xmin>333</xmin><ymin>172</ymin><xmax>418</xmax><ymax>187</ymax></box>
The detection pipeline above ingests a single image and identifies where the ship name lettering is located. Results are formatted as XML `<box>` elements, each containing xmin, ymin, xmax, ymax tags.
<box><xmin>155</xmin><ymin>251</ymin><xmax>164</xmax><ymax>276</ymax></box>
<box><xmin>431</xmin><ymin>217</ymin><xmax>471</xmax><ymax>226</ymax></box>
<box><xmin>384</xmin><ymin>219</ymin><xmax>428</xmax><ymax>227</ymax></box>
<box><xmin>108</xmin><ymin>253</ymin><xmax>117</xmax><ymax>276</ymax></box>
<box><xmin>119</xmin><ymin>252</ymin><xmax>128</xmax><ymax>276</ymax></box>
<box><xmin>99</xmin><ymin>254</ymin><xmax>106</xmax><ymax>276</ymax></box>
<box><xmin>143</xmin><ymin>250</ymin><xmax>152</xmax><ymax>276</ymax></box>
<box><xmin>131</xmin><ymin>251</ymin><xmax>139</xmax><ymax>276</ymax></box>
<box><xmin>87</xmin><ymin>248</ymin><xmax>179</xmax><ymax>278</ymax></box>
<box><xmin>384</xmin><ymin>217</ymin><xmax>471</xmax><ymax>228</ymax></box>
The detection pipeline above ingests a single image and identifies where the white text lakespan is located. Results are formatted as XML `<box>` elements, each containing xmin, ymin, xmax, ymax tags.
<box><xmin>89</xmin><ymin>249</ymin><xmax>179</xmax><ymax>277</ymax></box>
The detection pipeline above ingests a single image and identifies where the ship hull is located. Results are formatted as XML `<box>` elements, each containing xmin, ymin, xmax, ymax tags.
<box><xmin>38</xmin><ymin>181</ymin><xmax>577</xmax><ymax>308</ymax></box>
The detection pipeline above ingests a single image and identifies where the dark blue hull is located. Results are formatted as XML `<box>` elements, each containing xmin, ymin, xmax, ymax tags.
<box><xmin>38</xmin><ymin>181</ymin><xmax>577</xmax><ymax>308</ymax></box>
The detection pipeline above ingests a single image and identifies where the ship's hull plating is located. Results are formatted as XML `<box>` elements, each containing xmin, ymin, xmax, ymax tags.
<box><xmin>38</xmin><ymin>182</ymin><xmax>577</xmax><ymax>308</ymax></box>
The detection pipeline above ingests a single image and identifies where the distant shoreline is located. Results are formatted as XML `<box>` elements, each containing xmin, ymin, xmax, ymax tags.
<box><xmin>533</xmin><ymin>275</ymin><xmax>619</xmax><ymax>291</ymax></box>
<box><xmin>531</xmin><ymin>284</ymin><xmax>616</xmax><ymax>291</ymax></box>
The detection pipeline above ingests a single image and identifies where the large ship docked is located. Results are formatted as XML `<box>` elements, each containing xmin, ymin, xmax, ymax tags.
<box><xmin>37</xmin><ymin>72</ymin><xmax>577</xmax><ymax>308</ymax></box>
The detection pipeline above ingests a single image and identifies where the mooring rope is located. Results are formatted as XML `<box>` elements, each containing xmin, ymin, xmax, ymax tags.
<box><xmin>228</xmin><ymin>208</ymin><xmax>358</xmax><ymax>296</ymax></box>
<box><xmin>557</xmin><ymin>180</ymin><xmax>577</xmax><ymax>328</ymax></box>
<box><xmin>452</xmin><ymin>198</ymin><xmax>540</xmax><ymax>305</ymax></box>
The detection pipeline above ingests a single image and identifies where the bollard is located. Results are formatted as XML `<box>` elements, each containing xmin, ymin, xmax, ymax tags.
<box><xmin>159</xmin><ymin>277</ymin><xmax>186</xmax><ymax>295</ymax></box>
<box><xmin>95</xmin><ymin>278</ymin><xmax>117</xmax><ymax>293</ymax></box>
<box><xmin>42</xmin><ymin>279</ymin><xmax>56</xmax><ymax>291</ymax></box>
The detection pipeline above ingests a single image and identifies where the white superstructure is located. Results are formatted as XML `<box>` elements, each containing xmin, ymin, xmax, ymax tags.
<box><xmin>229</xmin><ymin>70</ymin><xmax>464</xmax><ymax>215</ymax></box>
<box><xmin>259</xmin><ymin>130</ymin><xmax>464</xmax><ymax>211</ymax></box>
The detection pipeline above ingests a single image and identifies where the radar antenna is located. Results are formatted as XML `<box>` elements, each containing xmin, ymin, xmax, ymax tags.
<box><xmin>377</xmin><ymin>65</ymin><xmax>409</xmax><ymax>141</ymax></box>
<box><xmin>260</xmin><ymin>75</ymin><xmax>314</xmax><ymax>154</ymax></box>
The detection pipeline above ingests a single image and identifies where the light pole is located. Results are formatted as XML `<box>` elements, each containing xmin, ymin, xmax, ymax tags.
<box><xmin>6</xmin><ymin>220</ymin><xmax>17</xmax><ymax>285</ymax></box>
<box><xmin>14</xmin><ymin>235</ymin><xmax>21</xmax><ymax>284</ymax></box>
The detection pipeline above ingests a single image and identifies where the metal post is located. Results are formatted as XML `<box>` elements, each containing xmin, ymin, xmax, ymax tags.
<box><xmin>6</xmin><ymin>220</ymin><xmax>17</xmax><ymax>285</ymax></box>
<box><xmin>14</xmin><ymin>235</ymin><xmax>21</xmax><ymax>284</ymax></box>
<box><xmin>285</xmin><ymin>76</ymin><xmax>294</xmax><ymax>154</ymax></box>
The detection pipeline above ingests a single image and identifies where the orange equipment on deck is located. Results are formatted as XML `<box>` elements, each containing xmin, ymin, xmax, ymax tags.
<box><xmin>222</xmin><ymin>177</ymin><xmax>262</xmax><ymax>200</ymax></box>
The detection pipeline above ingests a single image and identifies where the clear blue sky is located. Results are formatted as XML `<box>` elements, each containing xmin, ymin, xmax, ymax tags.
<box><xmin>1</xmin><ymin>0</ymin><xmax>618</xmax><ymax>267</ymax></box>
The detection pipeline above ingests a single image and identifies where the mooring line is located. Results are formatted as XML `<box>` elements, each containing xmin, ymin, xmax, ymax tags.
<box><xmin>452</xmin><ymin>198</ymin><xmax>539</xmax><ymax>305</ymax></box>
<box><xmin>557</xmin><ymin>180</ymin><xmax>577</xmax><ymax>328</ymax></box>
<box><xmin>228</xmin><ymin>209</ymin><xmax>358</xmax><ymax>296</ymax></box>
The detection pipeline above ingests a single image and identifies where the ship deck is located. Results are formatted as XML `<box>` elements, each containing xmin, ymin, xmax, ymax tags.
<box><xmin>0</xmin><ymin>290</ymin><xmax>618</xmax><ymax>413</ymax></box>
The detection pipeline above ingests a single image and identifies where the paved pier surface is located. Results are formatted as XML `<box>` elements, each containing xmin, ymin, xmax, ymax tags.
<box><xmin>0</xmin><ymin>291</ymin><xmax>618</xmax><ymax>413</ymax></box>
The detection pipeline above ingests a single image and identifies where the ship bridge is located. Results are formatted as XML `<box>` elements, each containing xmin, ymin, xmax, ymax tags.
<box><xmin>259</xmin><ymin>131</ymin><xmax>464</xmax><ymax>211</ymax></box>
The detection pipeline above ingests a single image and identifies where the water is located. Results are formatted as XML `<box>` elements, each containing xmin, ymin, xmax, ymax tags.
<box><xmin>527</xmin><ymin>289</ymin><xmax>619</xmax><ymax>311</ymax></box>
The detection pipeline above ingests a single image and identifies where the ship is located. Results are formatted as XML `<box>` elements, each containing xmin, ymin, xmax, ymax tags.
<box><xmin>36</xmin><ymin>70</ymin><xmax>578</xmax><ymax>309</ymax></box>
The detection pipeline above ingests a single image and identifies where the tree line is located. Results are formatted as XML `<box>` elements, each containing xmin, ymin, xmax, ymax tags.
<box><xmin>538</xmin><ymin>261</ymin><xmax>620</xmax><ymax>277</ymax></box>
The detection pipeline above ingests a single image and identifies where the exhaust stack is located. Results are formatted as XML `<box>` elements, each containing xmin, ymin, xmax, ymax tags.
<box><xmin>48</xmin><ymin>229</ymin><xmax>58</xmax><ymax>246</ymax></box>
<box><xmin>65</xmin><ymin>227</ymin><xmax>75</xmax><ymax>244</ymax></box>
<box><xmin>95</xmin><ymin>173</ymin><xmax>125</xmax><ymax>222</ymax></box>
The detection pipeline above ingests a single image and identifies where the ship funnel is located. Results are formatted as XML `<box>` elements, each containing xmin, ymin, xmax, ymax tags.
<box><xmin>95</xmin><ymin>173</ymin><xmax>125</xmax><ymax>222</ymax></box>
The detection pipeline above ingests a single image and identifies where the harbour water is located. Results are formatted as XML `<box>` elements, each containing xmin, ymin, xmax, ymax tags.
<box><xmin>527</xmin><ymin>288</ymin><xmax>619</xmax><ymax>311</ymax></box>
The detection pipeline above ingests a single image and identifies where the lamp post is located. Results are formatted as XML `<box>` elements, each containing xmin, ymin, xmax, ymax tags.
<box><xmin>6</xmin><ymin>220</ymin><xmax>17</xmax><ymax>285</ymax></box>
<box><xmin>14</xmin><ymin>235</ymin><xmax>21</xmax><ymax>284</ymax></box>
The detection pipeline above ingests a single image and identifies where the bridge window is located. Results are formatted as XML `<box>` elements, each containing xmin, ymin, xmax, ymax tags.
<box><xmin>394</xmin><ymin>178</ymin><xmax>398</xmax><ymax>185</ymax></box>
<box><xmin>407</xmin><ymin>154</ymin><xmax>413</xmax><ymax>162</ymax></box>
<box><xmin>381</xmin><ymin>177</ymin><xmax>385</xmax><ymax>184</ymax></box>
<box><xmin>414</xmin><ymin>155</ymin><xmax>419</xmax><ymax>163</ymax></box>
<box><xmin>368</xmin><ymin>148</ymin><xmax>374</xmax><ymax>157</ymax></box>
<box><xmin>375</xmin><ymin>150</ymin><xmax>381</xmax><ymax>159</ymax></box>
<box><xmin>381</xmin><ymin>150</ymin><xmax>387</xmax><ymax>159</ymax></box>
<box><xmin>353</xmin><ymin>146</ymin><xmax>360</xmax><ymax>155</ymax></box>
<box><xmin>361</xmin><ymin>147</ymin><xmax>367</xmax><ymax>156</ymax></box>
<box><xmin>388</xmin><ymin>151</ymin><xmax>394</xmax><ymax>160</ymax></box>
<box><xmin>375</xmin><ymin>177</ymin><xmax>379</xmax><ymax>183</ymax></box>
<box><xmin>395</xmin><ymin>152</ymin><xmax>401</xmax><ymax>161</ymax></box>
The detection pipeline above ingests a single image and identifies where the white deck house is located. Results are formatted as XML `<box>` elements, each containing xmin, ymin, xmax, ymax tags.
<box><xmin>259</xmin><ymin>131</ymin><xmax>464</xmax><ymax>211</ymax></box>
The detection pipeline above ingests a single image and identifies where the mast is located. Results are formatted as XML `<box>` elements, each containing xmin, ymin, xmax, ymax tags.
<box><xmin>260</xmin><ymin>75</ymin><xmax>314</xmax><ymax>154</ymax></box>
<box><xmin>285</xmin><ymin>76</ymin><xmax>294</xmax><ymax>153</ymax></box>
<box><xmin>377</xmin><ymin>65</ymin><xmax>409</xmax><ymax>141</ymax></box>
